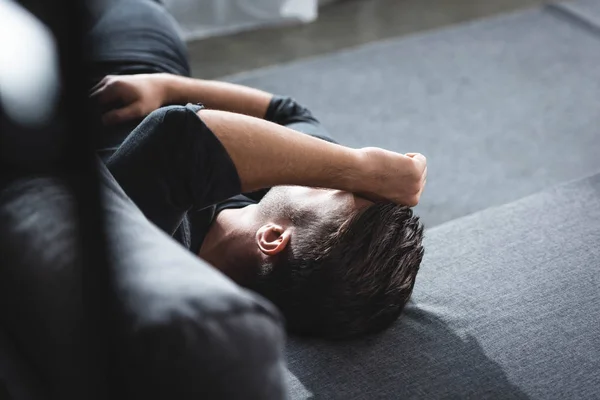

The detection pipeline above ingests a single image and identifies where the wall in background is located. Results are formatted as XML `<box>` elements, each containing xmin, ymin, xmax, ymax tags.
<box><xmin>163</xmin><ymin>0</ymin><xmax>321</xmax><ymax>41</ymax></box>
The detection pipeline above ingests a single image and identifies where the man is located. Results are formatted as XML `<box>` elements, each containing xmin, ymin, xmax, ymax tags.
<box><xmin>89</xmin><ymin>0</ymin><xmax>427</xmax><ymax>339</ymax></box>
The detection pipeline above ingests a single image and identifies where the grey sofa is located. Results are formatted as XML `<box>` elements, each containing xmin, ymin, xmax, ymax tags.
<box><xmin>2</xmin><ymin>0</ymin><xmax>600</xmax><ymax>399</ymax></box>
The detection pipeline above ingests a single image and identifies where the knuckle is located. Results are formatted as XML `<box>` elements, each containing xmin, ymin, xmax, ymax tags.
<box><xmin>410</xmin><ymin>194</ymin><xmax>420</xmax><ymax>206</ymax></box>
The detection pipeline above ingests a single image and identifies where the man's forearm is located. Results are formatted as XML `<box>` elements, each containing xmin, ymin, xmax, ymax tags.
<box><xmin>197</xmin><ymin>109</ymin><xmax>366</xmax><ymax>195</ymax></box>
<box><xmin>162</xmin><ymin>74</ymin><xmax>272</xmax><ymax>119</ymax></box>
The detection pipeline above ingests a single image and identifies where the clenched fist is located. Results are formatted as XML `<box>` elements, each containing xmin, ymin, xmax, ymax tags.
<box><xmin>356</xmin><ymin>147</ymin><xmax>427</xmax><ymax>207</ymax></box>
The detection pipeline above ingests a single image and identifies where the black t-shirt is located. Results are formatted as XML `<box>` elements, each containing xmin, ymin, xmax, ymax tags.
<box><xmin>105</xmin><ymin>96</ymin><xmax>336</xmax><ymax>256</ymax></box>
<box><xmin>175</xmin><ymin>96</ymin><xmax>339</xmax><ymax>254</ymax></box>
<box><xmin>106</xmin><ymin>103</ymin><xmax>241</xmax><ymax>245</ymax></box>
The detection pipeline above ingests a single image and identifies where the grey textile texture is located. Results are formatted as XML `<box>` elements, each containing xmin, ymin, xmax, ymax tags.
<box><xmin>0</xmin><ymin>164</ymin><xmax>289</xmax><ymax>399</ymax></box>
<box><xmin>550</xmin><ymin>0</ymin><xmax>600</xmax><ymax>33</ymax></box>
<box><xmin>0</xmin><ymin>331</ymin><xmax>45</xmax><ymax>400</ymax></box>
<box><xmin>285</xmin><ymin>172</ymin><xmax>600</xmax><ymax>400</ymax></box>
<box><xmin>225</xmin><ymin>8</ymin><xmax>600</xmax><ymax>228</ymax></box>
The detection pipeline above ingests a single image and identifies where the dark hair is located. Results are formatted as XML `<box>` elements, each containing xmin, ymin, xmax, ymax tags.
<box><xmin>247</xmin><ymin>202</ymin><xmax>424</xmax><ymax>339</ymax></box>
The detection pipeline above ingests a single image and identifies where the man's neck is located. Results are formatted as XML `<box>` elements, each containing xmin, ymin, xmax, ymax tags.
<box><xmin>198</xmin><ymin>205</ymin><xmax>261</xmax><ymax>284</ymax></box>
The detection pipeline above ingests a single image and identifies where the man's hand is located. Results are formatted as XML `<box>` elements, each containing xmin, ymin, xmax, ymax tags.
<box><xmin>90</xmin><ymin>74</ymin><xmax>170</xmax><ymax>124</ymax></box>
<box><xmin>356</xmin><ymin>148</ymin><xmax>427</xmax><ymax>206</ymax></box>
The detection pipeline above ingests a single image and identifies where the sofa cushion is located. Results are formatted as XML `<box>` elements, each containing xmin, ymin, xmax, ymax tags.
<box><xmin>0</xmin><ymin>329</ymin><xmax>46</xmax><ymax>400</ymax></box>
<box><xmin>0</xmin><ymin>162</ymin><xmax>288</xmax><ymax>399</ymax></box>
<box><xmin>285</xmin><ymin>172</ymin><xmax>600</xmax><ymax>399</ymax></box>
<box><xmin>550</xmin><ymin>0</ymin><xmax>600</xmax><ymax>32</ymax></box>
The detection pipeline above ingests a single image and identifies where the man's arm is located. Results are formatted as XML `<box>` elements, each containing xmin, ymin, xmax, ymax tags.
<box><xmin>91</xmin><ymin>73</ymin><xmax>274</xmax><ymax>124</ymax></box>
<box><xmin>163</xmin><ymin>74</ymin><xmax>272</xmax><ymax>118</ymax></box>
<box><xmin>155</xmin><ymin>74</ymin><xmax>343</xmax><ymax>202</ymax></box>
<box><xmin>195</xmin><ymin>108</ymin><xmax>426</xmax><ymax>206</ymax></box>
<box><xmin>91</xmin><ymin>74</ymin><xmax>336</xmax><ymax>142</ymax></box>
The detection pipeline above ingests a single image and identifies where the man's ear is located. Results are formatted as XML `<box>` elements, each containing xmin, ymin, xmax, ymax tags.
<box><xmin>256</xmin><ymin>223</ymin><xmax>292</xmax><ymax>256</ymax></box>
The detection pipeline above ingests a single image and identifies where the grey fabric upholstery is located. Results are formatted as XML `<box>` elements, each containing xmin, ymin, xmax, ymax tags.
<box><xmin>550</xmin><ymin>0</ymin><xmax>600</xmax><ymax>34</ymax></box>
<box><xmin>0</xmin><ymin>177</ymin><xmax>88</xmax><ymax>399</ymax></box>
<box><xmin>226</xmin><ymin>7</ymin><xmax>600</xmax><ymax>228</ymax></box>
<box><xmin>0</xmin><ymin>163</ymin><xmax>288</xmax><ymax>399</ymax></box>
<box><xmin>285</xmin><ymin>172</ymin><xmax>600</xmax><ymax>399</ymax></box>
<box><xmin>0</xmin><ymin>330</ymin><xmax>46</xmax><ymax>400</ymax></box>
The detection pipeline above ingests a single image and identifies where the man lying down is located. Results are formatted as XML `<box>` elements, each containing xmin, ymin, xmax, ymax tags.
<box><xmin>90</xmin><ymin>0</ymin><xmax>427</xmax><ymax>340</ymax></box>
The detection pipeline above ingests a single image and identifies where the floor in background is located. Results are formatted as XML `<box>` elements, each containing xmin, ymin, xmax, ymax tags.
<box><xmin>187</xmin><ymin>0</ymin><xmax>548</xmax><ymax>79</ymax></box>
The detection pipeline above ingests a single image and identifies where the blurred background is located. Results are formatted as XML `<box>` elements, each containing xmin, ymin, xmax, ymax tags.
<box><xmin>168</xmin><ymin>0</ymin><xmax>547</xmax><ymax>79</ymax></box>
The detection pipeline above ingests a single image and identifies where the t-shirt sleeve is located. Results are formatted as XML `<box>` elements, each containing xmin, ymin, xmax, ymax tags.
<box><xmin>264</xmin><ymin>95</ymin><xmax>338</xmax><ymax>144</ymax></box>
<box><xmin>107</xmin><ymin>103</ymin><xmax>241</xmax><ymax>236</ymax></box>
<box><xmin>214</xmin><ymin>194</ymin><xmax>257</xmax><ymax>215</ymax></box>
